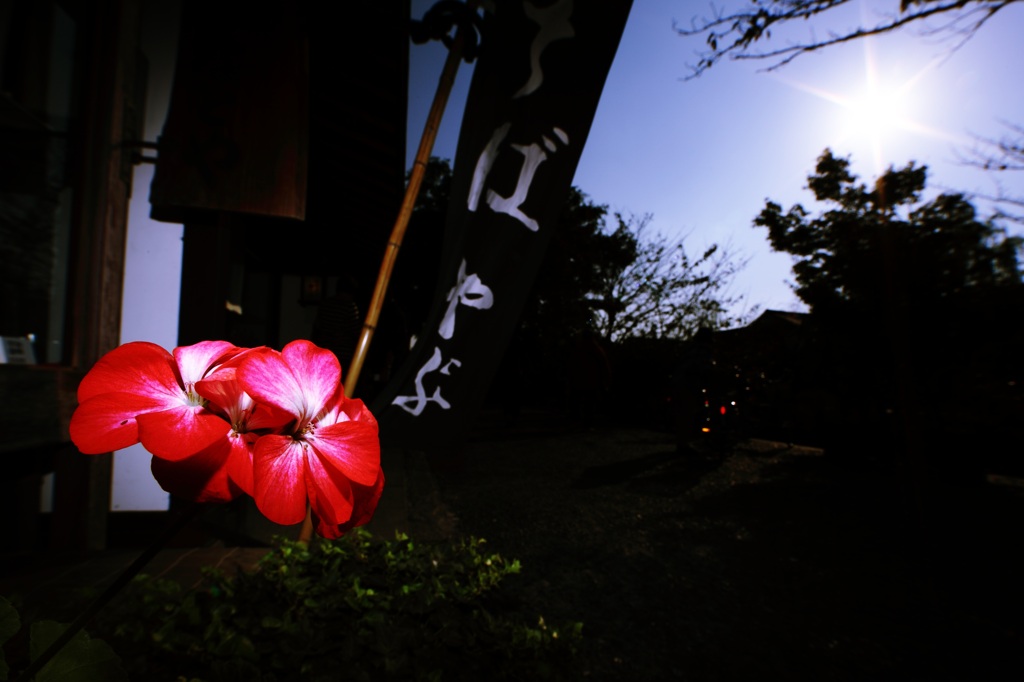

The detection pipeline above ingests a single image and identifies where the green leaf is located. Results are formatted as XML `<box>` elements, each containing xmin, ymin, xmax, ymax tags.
<box><xmin>0</xmin><ymin>596</ymin><xmax>22</xmax><ymax>681</ymax></box>
<box><xmin>29</xmin><ymin>621</ymin><xmax>127</xmax><ymax>682</ymax></box>
<box><xmin>260</xmin><ymin>615</ymin><xmax>283</xmax><ymax>629</ymax></box>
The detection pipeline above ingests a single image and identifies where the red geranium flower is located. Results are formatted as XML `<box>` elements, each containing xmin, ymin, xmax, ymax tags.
<box><xmin>237</xmin><ymin>340</ymin><xmax>383</xmax><ymax>534</ymax></box>
<box><xmin>70</xmin><ymin>340</ymin><xmax>243</xmax><ymax>459</ymax></box>
<box><xmin>150</xmin><ymin>350</ymin><xmax>291</xmax><ymax>502</ymax></box>
<box><xmin>69</xmin><ymin>339</ymin><xmax>383</xmax><ymax>537</ymax></box>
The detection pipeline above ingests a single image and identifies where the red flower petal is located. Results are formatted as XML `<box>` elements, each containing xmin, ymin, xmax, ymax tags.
<box><xmin>137</xmin><ymin>406</ymin><xmax>231</xmax><ymax>461</ymax></box>
<box><xmin>238</xmin><ymin>342</ymin><xmax>340</xmax><ymax>423</ymax></box>
<box><xmin>281</xmin><ymin>340</ymin><xmax>342</xmax><ymax>416</ymax></box>
<box><xmin>304</xmin><ymin>452</ymin><xmax>356</xmax><ymax>527</ymax></box>
<box><xmin>172</xmin><ymin>341</ymin><xmax>240</xmax><ymax>386</ymax></box>
<box><xmin>150</xmin><ymin>437</ymin><xmax>242</xmax><ymax>503</ymax></box>
<box><xmin>314</xmin><ymin>520</ymin><xmax>346</xmax><ymax>540</ymax></box>
<box><xmin>69</xmin><ymin>392</ymin><xmax>167</xmax><ymax>454</ymax></box>
<box><xmin>309</xmin><ymin>420</ymin><xmax>381</xmax><ymax>486</ymax></box>
<box><xmin>252</xmin><ymin>434</ymin><xmax>309</xmax><ymax>526</ymax></box>
<box><xmin>236</xmin><ymin>348</ymin><xmax>302</xmax><ymax>417</ymax></box>
<box><xmin>194</xmin><ymin>367</ymin><xmax>244</xmax><ymax>415</ymax></box>
<box><xmin>76</xmin><ymin>342</ymin><xmax>179</xmax><ymax>404</ymax></box>
<box><xmin>327</xmin><ymin>395</ymin><xmax>379</xmax><ymax>433</ymax></box>
<box><xmin>197</xmin><ymin>367</ymin><xmax>292</xmax><ymax>435</ymax></box>
<box><xmin>346</xmin><ymin>469</ymin><xmax>385</xmax><ymax>528</ymax></box>
<box><xmin>314</xmin><ymin>470</ymin><xmax>384</xmax><ymax>539</ymax></box>
<box><xmin>246</xmin><ymin>402</ymin><xmax>294</xmax><ymax>433</ymax></box>
<box><xmin>225</xmin><ymin>431</ymin><xmax>257</xmax><ymax>496</ymax></box>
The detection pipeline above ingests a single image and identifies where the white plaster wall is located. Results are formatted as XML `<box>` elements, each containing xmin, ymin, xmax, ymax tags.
<box><xmin>110</xmin><ymin>0</ymin><xmax>183</xmax><ymax>511</ymax></box>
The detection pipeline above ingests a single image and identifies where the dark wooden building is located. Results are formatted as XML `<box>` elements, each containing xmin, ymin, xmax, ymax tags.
<box><xmin>1</xmin><ymin>0</ymin><xmax>411</xmax><ymax>553</ymax></box>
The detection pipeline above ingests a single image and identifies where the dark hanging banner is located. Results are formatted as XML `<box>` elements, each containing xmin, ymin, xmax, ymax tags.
<box><xmin>150</xmin><ymin>1</ymin><xmax>309</xmax><ymax>223</ymax></box>
<box><xmin>374</xmin><ymin>0</ymin><xmax>633</xmax><ymax>447</ymax></box>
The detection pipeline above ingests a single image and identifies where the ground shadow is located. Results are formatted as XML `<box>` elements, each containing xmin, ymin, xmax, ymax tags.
<box><xmin>570</xmin><ymin>447</ymin><xmax>725</xmax><ymax>491</ymax></box>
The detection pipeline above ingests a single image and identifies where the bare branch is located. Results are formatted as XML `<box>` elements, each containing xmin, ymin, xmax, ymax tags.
<box><xmin>959</xmin><ymin>121</ymin><xmax>1024</xmax><ymax>173</ymax></box>
<box><xmin>676</xmin><ymin>0</ymin><xmax>1019</xmax><ymax>79</ymax></box>
<box><xmin>955</xmin><ymin>121</ymin><xmax>1024</xmax><ymax>223</ymax></box>
<box><xmin>594</xmin><ymin>217</ymin><xmax>750</xmax><ymax>341</ymax></box>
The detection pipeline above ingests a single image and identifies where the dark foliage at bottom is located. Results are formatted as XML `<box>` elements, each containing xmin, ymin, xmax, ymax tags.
<box><xmin>93</xmin><ymin>530</ymin><xmax>581</xmax><ymax>681</ymax></box>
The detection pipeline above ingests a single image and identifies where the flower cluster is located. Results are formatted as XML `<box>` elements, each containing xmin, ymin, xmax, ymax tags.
<box><xmin>69</xmin><ymin>339</ymin><xmax>383</xmax><ymax>539</ymax></box>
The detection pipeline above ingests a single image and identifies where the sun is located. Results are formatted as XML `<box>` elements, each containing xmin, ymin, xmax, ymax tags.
<box><xmin>775</xmin><ymin>35</ymin><xmax>962</xmax><ymax>175</ymax></box>
<box><xmin>840</xmin><ymin>76</ymin><xmax>912</xmax><ymax>149</ymax></box>
<box><xmin>830</xmin><ymin>38</ymin><xmax>933</xmax><ymax>171</ymax></box>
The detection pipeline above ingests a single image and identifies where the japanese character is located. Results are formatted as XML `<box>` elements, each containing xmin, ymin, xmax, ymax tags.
<box><xmin>514</xmin><ymin>0</ymin><xmax>575</xmax><ymax>99</ymax></box>
<box><xmin>392</xmin><ymin>347</ymin><xmax>463</xmax><ymax>416</ymax></box>
<box><xmin>468</xmin><ymin>124</ymin><xmax>570</xmax><ymax>232</ymax></box>
<box><xmin>439</xmin><ymin>259</ymin><xmax>495</xmax><ymax>340</ymax></box>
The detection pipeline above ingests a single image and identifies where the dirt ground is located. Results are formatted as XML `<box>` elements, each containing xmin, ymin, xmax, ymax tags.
<box><xmin>418</xmin><ymin>415</ymin><xmax>1024</xmax><ymax>681</ymax></box>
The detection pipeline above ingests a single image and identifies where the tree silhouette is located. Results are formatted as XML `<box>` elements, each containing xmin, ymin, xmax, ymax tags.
<box><xmin>523</xmin><ymin>188</ymin><xmax>752</xmax><ymax>424</ymax></box>
<box><xmin>523</xmin><ymin>187</ymin><xmax>750</xmax><ymax>344</ymax></box>
<box><xmin>407</xmin><ymin>159</ymin><xmax>751</xmax><ymax>347</ymax></box>
<box><xmin>391</xmin><ymin>157</ymin><xmax>452</xmax><ymax>337</ymax></box>
<box><xmin>758</xmin><ymin>149</ymin><xmax>1024</xmax><ymax>470</ymax></box>
<box><xmin>520</xmin><ymin>185</ymin><xmax>636</xmax><ymax>347</ymax></box>
<box><xmin>587</xmin><ymin>214</ymin><xmax>749</xmax><ymax>342</ymax></box>
<box><xmin>756</xmin><ymin>149</ymin><xmax>1022</xmax><ymax>316</ymax></box>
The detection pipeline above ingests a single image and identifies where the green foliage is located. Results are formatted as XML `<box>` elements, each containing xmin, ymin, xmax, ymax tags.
<box><xmin>29</xmin><ymin>622</ymin><xmax>127</xmax><ymax>682</ymax></box>
<box><xmin>0</xmin><ymin>596</ymin><xmax>127</xmax><ymax>682</ymax></box>
<box><xmin>0</xmin><ymin>596</ymin><xmax>19</xmax><ymax>680</ymax></box>
<box><xmin>409</xmin><ymin>156</ymin><xmax>453</xmax><ymax>216</ymax></box>
<box><xmin>94</xmin><ymin>529</ymin><xmax>581</xmax><ymax>681</ymax></box>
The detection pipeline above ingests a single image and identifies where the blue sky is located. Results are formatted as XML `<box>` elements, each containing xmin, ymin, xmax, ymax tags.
<box><xmin>407</xmin><ymin>1</ymin><xmax>1024</xmax><ymax>321</ymax></box>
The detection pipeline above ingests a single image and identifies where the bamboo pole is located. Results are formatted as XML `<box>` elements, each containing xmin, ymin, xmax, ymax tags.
<box><xmin>298</xmin><ymin>4</ymin><xmax>477</xmax><ymax>544</ymax></box>
<box><xmin>344</xmin><ymin>7</ymin><xmax>477</xmax><ymax>400</ymax></box>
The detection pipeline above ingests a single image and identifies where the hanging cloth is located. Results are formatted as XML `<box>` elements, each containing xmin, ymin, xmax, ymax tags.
<box><xmin>149</xmin><ymin>1</ymin><xmax>308</xmax><ymax>223</ymax></box>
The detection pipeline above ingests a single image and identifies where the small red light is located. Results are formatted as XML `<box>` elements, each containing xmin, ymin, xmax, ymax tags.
<box><xmin>719</xmin><ymin>405</ymin><xmax>727</xmax><ymax>415</ymax></box>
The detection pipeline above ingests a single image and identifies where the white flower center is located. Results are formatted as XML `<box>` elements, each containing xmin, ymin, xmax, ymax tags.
<box><xmin>183</xmin><ymin>382</ymin><xmax>205</xmax><ymax>407</ymax></box>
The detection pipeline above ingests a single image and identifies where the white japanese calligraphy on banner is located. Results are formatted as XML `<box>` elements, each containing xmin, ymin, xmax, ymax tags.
<box><xmin>392</xmin><ymin>0</ymin><xmax>575</xmax><ymax>416</ymax></box>
<box><xmin>439</xmin><ymin>259</ymin><xmax>494</xmax><ymax>340</ymax></box>
<box><xmin>514</xmin><ymin>0</ymin><xmax>574</xmax><ymax>98</ymax></box>
<box><xmin>468</xmin><ymin>124</ymin><xmax>570</xmax><ymax>232</ymax></box>
<box><xmin>383</xmin><ymin>0</ymin><xmax>633</xmax><ymax>435</ymax></box>
<box><xmin>392</xmin><ymin>346</ymin><xmax>463</xmax><ymax>417</ymax></box>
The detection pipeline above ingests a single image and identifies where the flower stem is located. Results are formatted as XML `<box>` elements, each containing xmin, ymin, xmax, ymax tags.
<box><xmin>12</xmin><ymin>502</ymin><xmax>205</xmax><ymax>682</ymax></box>
<box><xmin>298</xmin><ymin>504</ymin><xmax>314</xmax><ymax>544</ymax></box>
